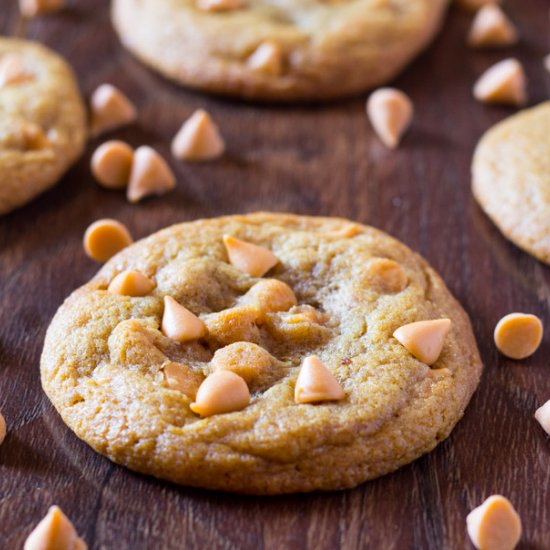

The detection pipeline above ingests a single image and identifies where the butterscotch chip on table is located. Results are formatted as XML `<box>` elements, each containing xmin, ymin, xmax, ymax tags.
<box><xmin>0</xmin><ymin>38</ymin><xmax>86</xmax><ymax>215</ymax></box>
<box><xmin>111</xmin><ymin>0</ymin><xmax>449</xmax><ymax>102</ymax></box>
<box><xmin>367</xmin><ymin>88</ymin><xmax>413</xmax><ymax>149</ymax></box>
<box><xmin>24</xmin><ymin>505</ymin><xmax>87</xmax><ymax>550</ymax></box>
<box><xmin>0</xmin><ymin>411</ymin><xmax>6</xmax><ymax>446</ymax></box>
<box><xmin>90</xmin><ymin>83</ymin><xmax>137</xmax><ymax>137</ymax></box>
<box><xmin>473</xmin><ymin>58</ymin><xmax>527</xmax><ymax>106</ymax></box>
<box><xmin>466</xmin><ymin>495</ymin><xmax>522</xmax><ymax>550</ymax></box>
<box><xmin>494</xmin><ymin>313</ymin><xmax>543</xmax><ymax>360</ymax></box>
<box><xmin>535</xmin><ymin>400</ymin><xmax>550</xmax><ymax>435</ymax></box>
<box><xmin>83</xmin><ymin>219</ymin><xmax>133</xmax><ymax>263</ymax></box>
<box><xmin>127</xmin><ymin>146</ymin><xmax>176</xmax><ymax>202</ymax></box>
<box><xmin>455</xmin><ymin>0</ymin><xmax>500</xmax><ymax>12</ymax></box>
<box><xmin>41</xmin><ymin>213</ymin><xmax>482</xmax><ymax>494</ymax></box>
<box><xmin>91</xmin><ymin>140</ymin><xmax>134</xmax><ymax>189</ymax></box>
<box><xmin>19</xmin><ymin>0</ymin><xmax>64</xmax><ymax>17</ymax></box>
<box><xmin>171</xmin><ymin>109</ymin><xmax>225</xmax><ymax>162</ymax></box>
<box><xmin>468</xmin><ymin>5</ymin><xmax>518</xmax><ymax>48</ymax></box>
<box><xmin>472</xmin><ymin>102</ymin><xmax>550</xmax><ymax>264</ymax></box>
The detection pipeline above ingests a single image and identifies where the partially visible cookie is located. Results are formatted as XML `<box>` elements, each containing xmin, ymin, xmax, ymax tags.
<box><xmin>472</xmin><ymin>102</ymin><xmax>550</xmax><ymax>264</ymax></box>
<box><xmin>0</xmin><ymin>38</ymin><xmax>86</xmax><ymax>215</ymax></box>
<box><xmin>41</xmin><ymin>212</ymin><xmax>482</xmax><ymax>494</ymax></box>
<box><xmin>111</xmin><ymin>0</ymin><xmax>449</xmax><ymax>101</ymax></box>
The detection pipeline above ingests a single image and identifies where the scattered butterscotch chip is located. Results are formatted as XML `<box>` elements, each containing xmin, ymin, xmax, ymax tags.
<box><xmin>466</xmin><ymin>495</ymin><xmax>522</xmax><ymax>550</ymax></box>
<box><xmin>126</xmin><ymin>146</ymin><xmax>176</xmax><ymax>203</ymax></box>
<box><xmin>19</xmin><ymin>0</ymin><xmax>64</xmax><ymax>17</ymax></box>
<box><xmin>196</xmin><ymin>0</ymin><xmax>243</xmax><ymax>12</ymax></box>
<box><xmin>393</xmin><ymin>319</ymin><xmax>451</xmax><ymax>366</ymax></box>
<box><xmin>162</xmin><ymin>296</ymin><xmax>207</xmax><ymax>342</ymax></box>
<box><xmin>473</xmin><ymin>58</ymin><xmax>527</xmax><ymax>107</ymax></box>
<box><xmin>456</xmin><ymin>0</ymin><xmax>501</xmax><ymax>12</ymax></box>
<box><xmin>24</xmin><ymin>505</ymin><xmax>87</xmax><ymax>550</ymax></box>
<box><xmin>468</xmin><ymin>5</ymin><xmax>518</xmax><ymax>48</ymax></box>
<box><xmin>223</xmin><ymin>235</ymin><xmax>278</xmax><ymax>277</ymax></box>
<box><xmin>0</xmin><ymin>411</ymin><xmax>6</xmax><ymax>446</ymax></box>
<box><xmin>107</xmin><ymin>270</ymin><xmax>155</xmax><ymax>297</ymax></box>
<box><xmin>21</xmin><ymin>123</ymin><xmax>50</xmax><ymax>151</ymax></box>
<box><xmin>366</xmin><ymin>88</ymin><xmax>413</xmax><ymax>149</ymax></box>
<box><xmin>295</xmin><ymin>356</ymin><xmax>345</xmax><ymax>404</ymax></box>
<box><xmin>203</xmin><ymin>305</ymin><xmax>260</xmax><ymax>346</ymax></box>
<box><xmin>246</xmin><ymin>41</ymin><xmax>283</xmax><ymax>76</ymax></box>
<box><xmin>0</xmin><ymin>53</ymin><xmax>33</xmax><ymax>87</ymax></box>
<box><xmin>544</xmin><ymin>54</ymin><xmax>550</xmax><ymax>73</ymax></box>
<box><xmin>494</xmin><ymin>313</ymin><xmax>543</xmax><ymax>360</ymax></box>
<box><xmin>163</xmin><ymin>361</ymin><xmax>204</xmax><ymax>399</ymax></box>
<box><xmin>91</xmin><ymin>141</ymin><xmax>134</xmax><ymax>189</ymax></box>
<box><xmin>90</xmin><ymin>83</ymin><xmax>137</xmax><ymax>137</ymax></box>
<box><xmin>240</xmin><ymin>279</ymin><xmax>297</xmax><ymax>317</ymax></box>
<box><xmin>83</xmin><ymin>219</ymin><xmax>133</xmax><ymax>263</ymax></box>
<box><xmin>365</xmin><ymin>258</ymin><xmax>408</xmax><ymax>293</ymax></box>
<box><xmin>535</xmin><ymin>400</ymin><xmax>550</xmax><ymax>435</ymax></box>
<box><xmin>171</xmin><ymin>109</ymin><xmax>225</xmax><ymax>162</ymax></box>
<box><xmin>211</xmin><ymin>342</ymin><xmax>272</xmax><ymax>385</ymax></box>
<box><xmin>190</xmin><ymin>370</ymin><xmax>250</xmax><ymax>417</ymax></box>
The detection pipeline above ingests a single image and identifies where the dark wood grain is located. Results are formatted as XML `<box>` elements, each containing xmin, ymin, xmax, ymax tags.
<box><xmin>1</xmin><ymin>1</ymin><xmax>549</xmax><ymax>548</ymax></box>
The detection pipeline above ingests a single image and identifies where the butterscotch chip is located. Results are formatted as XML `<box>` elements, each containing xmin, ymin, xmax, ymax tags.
<box><xmin>126</xmin><ymin>146</ymin><xmax>176</xmax><ymax>203</ymax></box>
<box><xmin>90</xmin><ymin>83</ymin><xmax>137</xmax><ymax>137</ymax></box>
<box><xmin>0</xmin><ymin>411</ymin><xmax>6</xmax><ymax>446</ymax></box>
<box><xmin>0</xmin><ymin>53</ymin><xmax>33</xmax><ymax>87</ymax></box>
<box><xmin>473</xmin><ymin>58</ymin><xmax>527</xmax><ymax>107</ymax></box>
<box><xmin>535</xmin><ymin>400</ymin><xmax>550</xmax><ymax>435</ymax></box>
<box><xmin>203</xmin><ymin>304</ymin><xmax>260</xmax><ymax>346</ymax></box>
<box><xmin>107</xmin><ymin>270</ymin><xmax>155</xmax><ymax>297</ymax></box>
<box><xmin>211</xmin><ymin>342</ymin><xmax>272</xmax><ymax>385</ymax></box>
<box><xmin>21</xmin><ymin>123</ymin><xmax>51</xmax><ymax>151</ymax></box>
<box><xmin>468</xmin><ymin>5</ymin><xmax>518</xmax><ymax>48</ymax></box>
<box><xmin>223</xmin><ymin>235</ymin><xmax>278</xmax><ymax>277</ymax></box>
<box><xmin>163</xmin><ymin>361</ymin><xmax>204</xmax><ymax>399</ymax></box>
<box><xmin>196</xmin><ymin>0</ymin><xmax>243</xmax><ymax>12</ymax></box>
<box><xmin>162</xmin><ymin>296</ymin><xmax>207</xmax><ymax>342</ymax></box>
<box><xmin>295</xmin><ymin>355</ymin><xmax>345</xmax><ymax>404</ymax></box>
<box><xmin>24</xmin><ymin>505</ymin><xmax>87</xmax><ymax>550</ymax></box>
<box><xmin>190</xmin><ymin>370</ymin><xmax>250</xmax><ymax>417</ymax></box>
<box><xmin>366</xmin><ymin>88</ymin><xmax>413</xmax><ymax>149</ymax></box>
<box><xmin>467</xmin><ymin>495</ymin><xmax>522</xmax><ymax>550</ymax></box>
<box><xmin>264</xmin><ymin>305</ymin><xmax>331</xmax><ymax>346</ymax></box>
<box><xmin>91</xmin><ymin>141</ymin><xmax>134</xmax><ymax>189</ymax></box>
<box><xmin>246</xmin><ymin>41</ymin><xmax>283</xmax><ymax>76</ymax></box>
<box><xmin>364</xmin><ymin>258</ymin><xmax>408</xmax><ymax>293</ymax></box>
<box><xmin>171</xmin><ymin>109</ymin><xmax>225</xmax><ymax>162</ymax></box>
<box><xmin>456</xmin><ymin>0</ymin><xmax>500</xmax><ymax>12</ymax></box>
<box><xmin>545</xmin><ymin>54</ymin><xmax>550</xmax><ymax>74</ymax></box>
<box><xmin>493</xmin><ymin>313</ymin><xmax>543</xmax><ymax>360</ymax></box>
<box><xmin>240</xmin><ymin>279</ymin><xmax>297</xmax><ymax>318</ymax></box>
<box><xmin>83</xmin><ymin>219</ymin><xmax>133</xmax><ymax>263</ymax></box>
<box><xmin>19</xmin><ymin>0</ymin><xmax>64</xmax><ymax>17</ymax></box>
<box><xmin>393</xmin><ymin>319</ymin><xmax>451</xmax><ymax>366</ymax></box>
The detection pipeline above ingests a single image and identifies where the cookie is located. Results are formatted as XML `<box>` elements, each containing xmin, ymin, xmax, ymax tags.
<box><xmin>41</xmin><ymin>213</ymin><xmax>482</xmax><ymax>494</ymax></box>
<box><xmin>472</xmin><ymin>102</ymin><xmax>550</xmax><ymax>265</ymax></box>
<box><xmin>111</xmin><ymin>0</ymin><xmax>449</xmax><ymax>101</ymax></box>
<box><xmin>0</xmin><ymin>38</ymin><xmax>86</xmax><ymax>215</ymax></box>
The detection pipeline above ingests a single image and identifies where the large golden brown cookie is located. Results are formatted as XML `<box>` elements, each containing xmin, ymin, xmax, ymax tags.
<box><xmin>41</xmin><ymin>213</ymin><xmax>482</xmax><ymax>494</ymax></box>
<box><xmin>111</xmin><ymin>0</ymin><xmax>449</xmax><ymax>101</ymax></box>
<box><xmin>472</xmin><ymin>102</ymin><xmax>550</xmax><ymax>265</ymax></box>
<box><xmin>0</xmin><ymin>38</ymin><xmax>87</xmax><ymax>215</ymax></box>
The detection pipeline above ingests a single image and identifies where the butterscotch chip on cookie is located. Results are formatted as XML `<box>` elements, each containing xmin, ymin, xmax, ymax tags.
<box><xmin>41</xmin><ymin>213</ymin><xmax>482</xmax><ymax>494</ymax></box>
<box><xmin>473</xmin><ymin>58</ymin><xmax>527</xmax><ymax>106</ymax></box>
<box><xmin>111</xmin><ymin>0</ymin><xmax>449</xmax><ymax>101</ymax></box>
<box><xmin>0</xmin><ymin>38</ymin><xmax>86</xmax><ymax>215</ymax></box>
<box><xmin>472</xmin><ymin>102</ymin><xmax>550</xmax><ymax>264</ymax></box>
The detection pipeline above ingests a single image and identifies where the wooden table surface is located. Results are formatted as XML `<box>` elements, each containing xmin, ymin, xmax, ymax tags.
<box><xmin>1</xmin><ymin>1</ymin><xmax>549</xmax><ymax>548</ymax></box>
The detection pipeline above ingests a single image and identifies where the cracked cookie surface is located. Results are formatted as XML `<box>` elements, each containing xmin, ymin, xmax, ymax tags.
<box><xmin>0</xmin><ymin>38</ymin><xmax>86</xmax><ymax>215</ymax></box>
<box><xmin>41</xmin><ymin>213</ymin><xmax>482</xmax><ymax>494</ymax></box>
<box><xmin>111</xmin><ymin>0</ymin><xmax>449</xmax><ymax>101</ymax></box>
<box><xmin>472</xmin><ymin>102</ymin><xmax>550</xmax><ymax>265</ymax></box>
